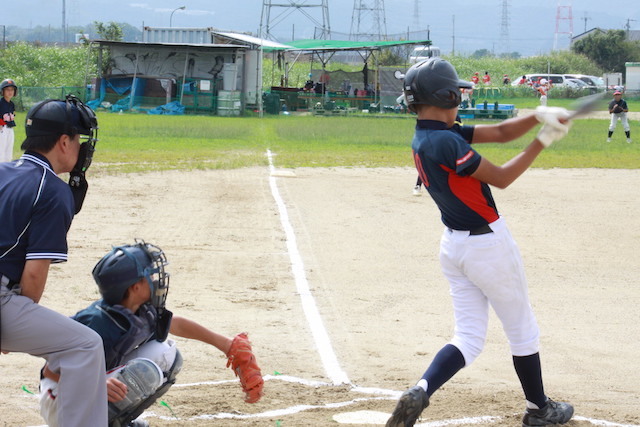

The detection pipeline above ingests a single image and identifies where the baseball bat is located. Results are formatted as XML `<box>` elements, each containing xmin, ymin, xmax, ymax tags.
<box><xmin>566</xmin><ymin>92</ymin><xmax>607</xmax><ymax>120</ymax></box>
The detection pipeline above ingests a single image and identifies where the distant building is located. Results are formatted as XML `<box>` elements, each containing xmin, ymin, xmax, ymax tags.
<box><xmin>571</xmin><ymin>27</ymin><xmax>640</xmax><ymax>44</ymax></box>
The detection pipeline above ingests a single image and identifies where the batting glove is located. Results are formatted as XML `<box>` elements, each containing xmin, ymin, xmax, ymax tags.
<box><xmin>536</xmin><ymin>121</ymin><xmax>571</xmax><ymax>148</ymax></box>
<box><xmin>535</xmin><ymin>106</ymin><xmax>570</xmax><ymax>126</ymax></box>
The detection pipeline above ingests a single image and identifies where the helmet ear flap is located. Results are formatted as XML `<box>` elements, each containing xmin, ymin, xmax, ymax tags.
<box><xmin>431</xmin><ymin>88</ymin><xmax>462</xmax><ymax>109</ymax></box>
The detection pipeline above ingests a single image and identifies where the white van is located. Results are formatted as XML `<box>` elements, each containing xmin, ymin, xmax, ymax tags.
<box><xmin>522</xmin><ymin>74</ymin><xmax>570</xmax><ymax>87</ymax></box>
<box><xmin>564</xmin><ymin>74</ymin><xmax>605</xmax><ymax>89</ymax></box>
<box><xmin>513</xmin><ymin>73</ymin><xmax>602</xmax><ymax>89</ymax></box>
<box><xmin>409</xmin><ymin>45</ymin><xmax>441</xmax><ymax>64</ymax></box>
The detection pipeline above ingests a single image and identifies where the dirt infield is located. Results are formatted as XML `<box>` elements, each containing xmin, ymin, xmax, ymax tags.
<box><xmin>1</xmin><ymin>167</ymin><xmax>639</xmax><ymax>426</ymax></box>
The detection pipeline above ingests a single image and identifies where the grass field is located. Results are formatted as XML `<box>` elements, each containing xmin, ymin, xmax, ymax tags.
<box><xmin>12</xmin><ymin>106</ymin><xmax>640</xmax><ymax>172</ymax></box>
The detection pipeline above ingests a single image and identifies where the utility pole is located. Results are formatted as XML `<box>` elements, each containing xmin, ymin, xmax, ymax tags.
<box><xmin>499</xmin><ymin>0</ymin><xmax>511</xmax><ymax>55</ymax></box>
<box><xmin>582</xmin><ymin>12</ymin><xmax>590</xmax><ymax>33</ymax></box>
<box><xmin>451</xmin><ymin>15</ymin><xmax>455</xmax><ymax>55</ymax></box>
<box><xmin>625</xmin><ymin>18</ymin><xmax>636</xmax><ymax>39</ymax></box>
<box><xmin>62</xmin><ymin>0</ymin><xmax>67</xmax><ymax>44</ymax></box>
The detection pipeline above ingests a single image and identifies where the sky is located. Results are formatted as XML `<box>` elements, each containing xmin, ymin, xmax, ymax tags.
<box><xmin>4</xmin><ymin>1</ymin><xmax>640</xmax><ymax>57</ymax></box>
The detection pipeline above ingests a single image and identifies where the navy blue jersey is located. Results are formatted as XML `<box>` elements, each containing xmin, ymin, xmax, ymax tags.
<box><xmin>412</xmin><ymin>120</ymin><xmax>499</xmax><ymax>230</ymax></box>
<box><xmin>73</xmin><ymin>300</ymin><xmax>159</xmax><ymax>370</ymax></box>
<box><xmin>609</xmin><ymin>99</ymin><xmax>628</xmax><ymax>112</ymax></box>
<box><xmin>0</xmin><ymin>152</ymin><xmax>75</xmax><ymax>282</ymax></box>
<box><xmin>0</xmin><ymin>98</ymin><xmax>16</xmax><ymax>127</ymax></box>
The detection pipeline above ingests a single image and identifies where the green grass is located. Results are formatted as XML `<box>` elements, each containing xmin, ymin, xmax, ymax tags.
<box><xmin>11</xmin><ymin>109</ymin><xmax>640</xmax><ymax>173</ymax></box>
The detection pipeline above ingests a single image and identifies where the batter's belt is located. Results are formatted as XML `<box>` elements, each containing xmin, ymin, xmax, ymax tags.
<box><xmin>447</xmin><ymin>224</ymin><xmax>493</xmax><ymax>235</ymax></box>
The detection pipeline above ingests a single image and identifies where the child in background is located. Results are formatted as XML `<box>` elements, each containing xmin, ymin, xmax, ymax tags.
<box><xmin>0</xmin><ymin>79</ymin><xmax>18</xmax><ymax>162</ymax></box>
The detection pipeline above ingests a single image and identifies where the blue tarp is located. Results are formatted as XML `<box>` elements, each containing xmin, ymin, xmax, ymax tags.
<box><xmin>147</xmin><ymin>101</ymin><xmax>185</xmax><ymax>115</ymax></box>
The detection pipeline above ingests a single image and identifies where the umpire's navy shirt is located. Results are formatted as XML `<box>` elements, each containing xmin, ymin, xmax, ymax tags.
<box><xmin>0</xmin><ymin>151</ymin><xmax>75</xmax><ymax>283</ymax></box>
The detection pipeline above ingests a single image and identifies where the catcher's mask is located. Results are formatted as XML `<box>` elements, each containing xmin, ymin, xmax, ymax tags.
<box><xmin>25</xmin><ymin>94</ymin><xmax>99</xmax><ymax>173</ymax></box>
<box><xmin>92</xmin><ymin>239</ymin><xmax>170</xmax><ymax>310</ymax></box>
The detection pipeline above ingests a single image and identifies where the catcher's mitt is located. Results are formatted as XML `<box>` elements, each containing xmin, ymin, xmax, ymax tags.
<box><xmin>226</xmin><ymin>333</ymin><xmax>264</xmax><ymax>403</ymax></box>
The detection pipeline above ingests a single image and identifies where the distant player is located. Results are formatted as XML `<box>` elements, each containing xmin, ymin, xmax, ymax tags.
<box><xmin>0</xmin><ymin>79</ymin><xmax>18</xmax><ymax>162</ymax></box>
<box><xmin>39</xmin><ymin>240</ymin><xmax>264</xmax><ymax>427</ymax></box>
<box><xmin>607</xmin><ymin>91</ymin><xmax>631</xmax><ymax>143</ymax></box>
<box><xmin>537</xmin><ymin>79</ymin><xmax>550</xmax><ymax>106</ymax></box>
<box><xmin>388</xmin><ymin>57</ymin><xmax>574</xmax><ymax>427</ymax></box>
<box><xmin>482</xmin><ymin>71</ymin><xmax>491</xmax><ymax>85</ymax></box>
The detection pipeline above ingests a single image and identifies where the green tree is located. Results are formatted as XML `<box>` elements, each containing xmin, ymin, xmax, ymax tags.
<box><xmin>93</xmin><ymin>21</ymin><xmax>124</xmax><ymax>42</ymax></box>
<box><xmin>571</xmin><ymin>29</ymin><xmax>640</xmax><ymax>72</ymax></box>
<box><xmin>471</xmin><ymin>49</ymin><xmax>493</xmax><ymax>58</ymax></box>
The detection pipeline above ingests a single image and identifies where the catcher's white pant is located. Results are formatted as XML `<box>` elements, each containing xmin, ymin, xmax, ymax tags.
<box><xmin>0</xmin><ymin>125</ymin><xmax>14</xmax><ymax>162</ymax></box>
<box><xmin>609</xmin><ymin>112</ymin><xmax>630</xmax><ymax>132</ymax></box>
<box><xmin>439</xmin><ymin>217</ymin><xmax>540</xmax><ymax>365</ymax></box>
<box><xmin>40</xmin><ymin>339</ymin><xmax>178</xmax><ymax>427</ymax></box>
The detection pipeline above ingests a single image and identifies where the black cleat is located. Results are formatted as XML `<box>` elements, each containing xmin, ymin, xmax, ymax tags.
<box><xmin>522</xmin><ymin>399</ymin><xmax>574</xmax><ymax>427</ymax></box>
<box><xmin>386</xmin><ymin>385</ymin><xmax>430</xmax><ymax>427</ymax></box>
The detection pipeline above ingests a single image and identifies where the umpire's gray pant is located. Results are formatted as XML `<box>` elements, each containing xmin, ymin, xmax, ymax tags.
<box><xmin>1</xmin><ymin>289</ymin><xmax>108</xmax><ymax>427</ymax></box>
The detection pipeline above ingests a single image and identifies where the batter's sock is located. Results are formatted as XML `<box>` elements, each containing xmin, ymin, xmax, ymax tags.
<box><xmin>626</xmin><ymin>131</ymin><xmax>631</xmax><ymax>138</ymax></box>
<box><xmin>608</xmin><ymin>131</ymin><xmax>614</xmax><ymax>138</ymax></box>
<box><xmin>421</xmin><ymin>344</ymin><xmax>466</xmax><ymax>396</ymax></box>
<box><xmin>513</xmin><ymin>353</ymin><xmax>546</xmax><ymax>409</ymax></box>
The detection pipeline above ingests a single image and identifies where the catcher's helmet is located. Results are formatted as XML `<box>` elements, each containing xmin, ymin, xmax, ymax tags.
<box><xmin>92</xmin><ymin>240</ymin><xmax>170</xmax><ymax>308</ymax></box>
<box><xmin>0</xmin><ymin>79</ymin><xmax>17</xmax><ymax>96</ymax></box>
<box><xmin>25</xmin><ymin>94</ymin><xmax>97</xmax><ymax>139</ymax></box>
<box><xmin>402</xmin><ymin>58</ymin><xmax>473</xmax><ymax>111</ymax></box>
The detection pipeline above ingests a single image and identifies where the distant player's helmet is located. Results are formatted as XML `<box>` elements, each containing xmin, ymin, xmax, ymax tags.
<box><xmin>93</xmin><ymin>240</ymin><xmax>170</xmax><ymax>309</ymax></box>
<box><xmin>0</xmin><ymin>79</ymin><xmax>18</xmax><ymax>96</ymax></box>
<box><xmin>25</xmin><ymin>94</ymin><xmax>98</xmax><ymax>172</ymax></box>
<box><xmin>402</xmin><ymin>58</ymin><xmax>473</xmax><ymax>111</ymax></box>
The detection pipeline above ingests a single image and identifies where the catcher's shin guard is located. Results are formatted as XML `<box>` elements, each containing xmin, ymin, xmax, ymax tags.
<box><xmin>109</xmin><ymin>350</ymin><xmax>183</xmax><ymax>427</ymax></box>
<box><xmin>226</xmin><ymin>333</ymin><xmax>264</xmax><ymax>403</ymax></box>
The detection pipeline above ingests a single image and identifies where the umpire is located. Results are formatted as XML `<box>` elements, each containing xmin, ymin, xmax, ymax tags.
<box><xmin>0</xmin><ymin>96</ymin><xmax>108</xmax><ymax>426</ymax></box>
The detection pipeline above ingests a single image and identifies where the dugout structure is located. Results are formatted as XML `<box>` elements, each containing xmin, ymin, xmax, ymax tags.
<box><xmin>264</xmin><ymin>38</ymin><xmax>431</xmax><ymax>114</ymax></box>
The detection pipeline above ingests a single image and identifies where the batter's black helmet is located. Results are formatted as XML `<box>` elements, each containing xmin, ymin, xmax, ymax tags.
<box><xmin>0</xmin><ymin>79</ymin><xmax>17</xmax><ymax>96</ymax></box>
<box><xmin>92</xmin><ymin>240</ymin><xmax>170</xmax><ymax>308</ymax></box>
<box><xmin>25</xmin><ymin>94</ymin><xmax>97</xmax><ymax>138</ymax></box>
<box><xmin>402</xmin><ymin>58</ymin><xmax>473</xmax><ymax>110</ymax></box>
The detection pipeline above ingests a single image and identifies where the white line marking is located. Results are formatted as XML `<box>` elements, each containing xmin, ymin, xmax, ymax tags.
<box><xmin>266</xmin><ymin>149</ymin><xmax>350</xmax><ymax>385</ymax></box>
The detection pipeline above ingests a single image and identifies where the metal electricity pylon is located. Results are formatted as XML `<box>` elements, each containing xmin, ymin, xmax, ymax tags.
<box><xmin>259</xmin><ymin>0</ymin><xmax>331</xmax><ymax>41</ymax></box>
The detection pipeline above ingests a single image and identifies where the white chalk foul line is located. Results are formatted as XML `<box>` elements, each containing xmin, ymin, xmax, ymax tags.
<box><xmin>266</xmin><ymin>149</ymin><xmax>350</xmax><ymax>386</ymax></box>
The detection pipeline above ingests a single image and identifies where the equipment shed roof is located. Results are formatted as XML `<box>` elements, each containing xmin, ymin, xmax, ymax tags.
<box><xmin>275</xmin><ymin>39</ymin><xmax>431</xmax><ymax>52</ymax></box>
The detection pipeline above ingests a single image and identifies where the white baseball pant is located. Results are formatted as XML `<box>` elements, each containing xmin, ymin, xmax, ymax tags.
<box><xmin>0</xmin><ymin>125</ymin><xmax>14</xmax><ymax>162</ymax></box>
<box><xmin>439</xmin><ymin>217</ymin><xmax>540</xmax><ymax>365</ymax></box>
<box><xmin>609</xmin><ymin>112</ymin><xmax>630</xmax><ymax>132</ymax></box>
<box><xmin>40</xmin><ymin>339</ymin><xmax>179</xmax><ymax>426</ymax></box>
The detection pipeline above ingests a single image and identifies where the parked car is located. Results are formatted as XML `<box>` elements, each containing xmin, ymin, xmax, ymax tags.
<box><xmin>511</xmin><ymin>74</ymin><xmax>570</xmax><ymax>87</ymax></box>
<box><xmin>564</xmin><ymin>78</ymin><xmax>595</xmax><ymax>93</ymax></box>
<box><xmin>564</xmin><ymin>74</ymin><xmax>606</xmax><ymax>89</ymax></box>
<box><xmin>409</xmin><ymin>45</ymin><xmax>441</xmax><ymax>64</ymax></box>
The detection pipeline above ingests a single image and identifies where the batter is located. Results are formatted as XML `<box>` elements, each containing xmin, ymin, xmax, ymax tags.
<box><xmin>387</xmin><ymin>58</ymin><xmax>575</xmax><ymax>427</ymax></box>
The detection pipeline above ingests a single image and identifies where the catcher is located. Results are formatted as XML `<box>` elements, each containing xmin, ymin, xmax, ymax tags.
<box><xmin>39</xmin><ymin>240</ymin><xmax>264</xmax><ymax>427</ymax></box>
<box><xmin>607</xmin><ymin>91</ymin><xmax>631</xmax><ymax>143</ymax></box>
